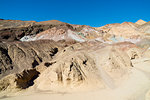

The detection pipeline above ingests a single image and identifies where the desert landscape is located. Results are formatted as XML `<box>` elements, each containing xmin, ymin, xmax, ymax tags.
<box><xmin>0</xmin><ymin>19</ymin><xmax>150</xmax><ymax>100</ymax></box>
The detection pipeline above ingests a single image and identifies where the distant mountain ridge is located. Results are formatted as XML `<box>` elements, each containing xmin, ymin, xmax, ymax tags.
<box><xmin>0</xmin><ymin>19</ymin><xmax>149</xmax><ymax>43</ymax></box>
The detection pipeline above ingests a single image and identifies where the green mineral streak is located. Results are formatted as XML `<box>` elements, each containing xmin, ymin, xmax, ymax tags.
<box><xmin>77</xmin><ymin>32</ymin><xmax>85</xmax><ymax>37</ymax></box>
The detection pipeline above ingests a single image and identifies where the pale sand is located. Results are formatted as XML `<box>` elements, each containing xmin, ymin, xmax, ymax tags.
<box><xmin>1</xmin><ymin>58</ymin><xmax>150</xmax><ymax>100</ymax></box>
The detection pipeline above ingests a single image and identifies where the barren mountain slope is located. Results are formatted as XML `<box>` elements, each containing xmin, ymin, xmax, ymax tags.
<box><xmin>135</xmin><ymin>19</ymin><xmax>146</xmax><ymax>25</ymax></box>
<box><xmin>0</xmin><ymin>20</ymin><xmax>85</xmax><ymax>42</ymax></box>
<box><xmin>139</xmin><ymin>21</ymin><xmax>150</xmax><ymax>34</ymax></box>
<box><xmin>0</xmin><ymin>19</ymin><xmax>150</xmax><ymax>100</ymax></box>
<box><xmin>0</xmin><ymin>42</ymin><xmax>143</xmax><ymax>94</ymax></box>
<box><xmin>0</xmin><ymin>40</ymin><xmax>71</xmax><ymax>79</ymax></box>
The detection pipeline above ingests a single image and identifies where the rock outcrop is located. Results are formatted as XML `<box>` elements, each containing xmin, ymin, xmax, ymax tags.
<box><xmin>0</xmin><ymin>40</ymin><xmax>67</xmax><ymax>79</ymax></box>
<box><xmin>0</xmin><ymin>20</ymin><xmax>81</xmax><ymax>42</ymax></box>
<box><xmin>0</xmin><ymin>42</ymin><xmax>137</xmax><ymax>93</ymax></box>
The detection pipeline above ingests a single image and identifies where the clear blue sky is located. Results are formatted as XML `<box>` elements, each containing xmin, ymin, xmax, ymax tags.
<box><xmin>0</xmin><ymin>0</ymin><xmax>150</xmax><ymax>27</ymax></box>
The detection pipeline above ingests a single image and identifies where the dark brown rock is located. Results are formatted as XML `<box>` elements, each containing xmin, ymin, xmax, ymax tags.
<box><xmin>0</xmin><ymin>40</ymin><xmax>66</xmax><ymax>79</ymax></box>
<box><xmin>0</xmin><ymin>20</ymin><xmax>84</xmax><ymax>42</ymax></box>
